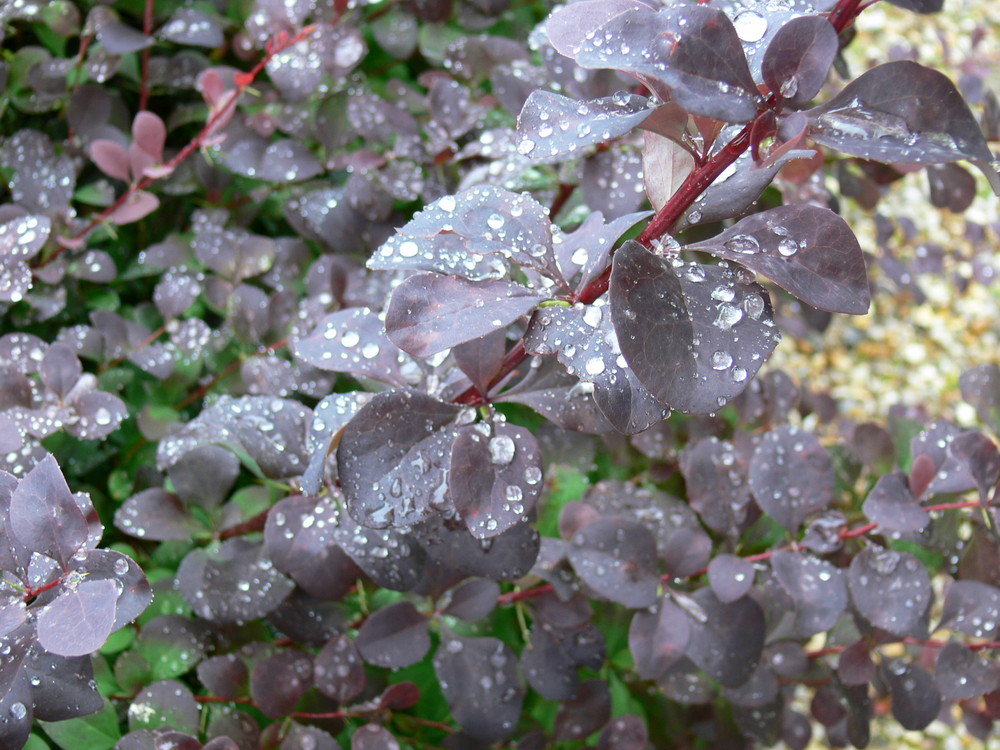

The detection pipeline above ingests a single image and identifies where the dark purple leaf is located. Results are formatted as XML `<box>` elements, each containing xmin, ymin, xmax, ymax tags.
<box><xmin>251</xmin><ymin>650</ymin><xmax>313</xmax><ymax>719</ymax></box>
<box><xmin>417</xmin><ymin>513</ymin><xmax>541</xmax><ymax>582</ymax></box>
<box><xmin>770</xmin><ymin>549</ymin><xmax>847</xmax><ymax>637</ymax></box>
<box><xmin>583</xmin><ymin>142</ymin><xmax>646</xmax><ymax>218</ymax></box>
<box><xmin>960</xmin><ymin>364</ymin><xmax>1000</xmax><ymax>432</ymax></box>
<box><xmin>167</xmin><ymin>445</ymin><xmax>239</xmax><ymax>510</ymax></box>
<box><xmin>515</xmin><ymin>90</ymin><xmax>654</xmax><ymax>160</ymax></box>
<box><xmin>684</xmin><ymin>590</ymin><xmax>765</xmax><ymax>687</ymax></box>
<box><xmin>628</xmin><ymin>597</ymin><xmax>690</xmax><ymax>680</ymax></box>
<box><xmin>197</xmin><ymin>654</ymin><xmax>248</xmax><ymax>700</ymax></box>
<box><xmin>939</xmin><ymin>580</ymin><xmax>1000</xmax><ymax>638</ymax></box>
<box><xmin>256</xmin><ymin>140</ymin><xmax>322</xmax><ymax>183</ymax></box>
<box><xmin>386</xmin><ymin>274</ymin><xmax>544</xmax><ymax>358</ymax></box>
<box><xmin>935</xmin><ymin>642</ymin><xmax>999</xmax><ymax>700</ymax></box>
<box><xmin>762</xmin><ymin>16</ymin><xmax>838</xmax><ymax>106</ymax></box>
<box><xmin>749</xmin><ymin>425</ymin><xmax>835</xmax><ymax>532</ymax></box>
<box><xmin>498</xmin><ymin>360</ymin><xmax>615</xmax><ymax>434</ymax></box>
<box><xmin>36</xmin><ymin>578</ymin><xmax>118</xmax><ymax>656</ymax></box>
<box><xmin>766</xmin><ymin>642</ymin><xmax>808</xmax><ymax>678</ymax></box>
<box><xmin>678</xmin><ymin>437</ymin><xmax>753</xmax><ymax>535</ymax></box>
<box><xmin>837</xmin><ymin>641</ymin><xmax>875</xmax><ymax>686</ymax></box>
<box><xmin>886</xmin><ymin>0</ymin><xmax>943</xmax><ymax>12</ymax></box>
<box><xmin>597</xmin><ymin>714</ymin><xmax>648</xmax><ymax>750</ymax></box>
<box><xmin>522</xmin><ymin>620</ymin><xmax>605</xmax><ymax>700</ymax></box>
<box><xmin>39</xmin><ymin>343</ymin><xmax>81</xmax><ymax>400</ymax></box>
<box><xmin>781</xmin><ymin>709</ymin><xmax>812</xmax><ymax>750</ymax></box>
<box><xmin>442</xmin><ymin>578</ymin><xmax>501</xmax><ymax>621</ymax></box>
<box><xmin>333</xmin><ymin>512</ymin><xmax>426</xmax><ymax>592</ymax></box>
<box><xmin>929</xmin><ymin>430</ymin><xmax>1000</xmax><ymax>501</ymax></box>
<box><xmin>884</xmin><ymin>660</ymin><xmax>941</xmax><ymax>731</ymax></box>
<box><xmin>159</xmin><ymin>8</ymin><xmax>225</xmax><ymax>47</ymax></box>
<box><xmin>379</xmin><ymin>681</ymin><xmax>421</xmax><ymax>710</ymax></box>
<box><xmin>356</xmin><ymin>601</ymin><xmax>430</xmax><ymax>669</ymax></box>
<box><xmin>0</xmin><ymin>668</ymin><xmax>32</xmax><ymax>750</ymax></box>
<box><xmin>554</xmin><ymin>678</ymin><xmax>611</xmax><ymax>741</ymax></box>
<box><xmin>610</xmin><ymin>242</ymin><xmax>780</xmax><ymax>414</ymax></box>
<box><xmin>656</xmin><ymin>656</ymin><xmax>713</xmax><ymax>704</ymax></box>
<box><xmin>927</xmin><ymin>163</ymin><xmax>977</xmax><ymax>212</ymax></box>
<box><xmin>862</xmin><ymin>471</ymin><xmax>928</xmax><ymax>533</ymax></box>
<box><xmin>433</xmin><ymin>632</ymin><xmax>525</xmax><ymax>742</ymax></box>
<box><xmin>525</xmin><ymin>302</ymin><xmax>669</xmax><ymax>434</ymax></box>
<box><xmin>338</xmin><ymin>390</ymin><xmax>461</xmax><ymax>528</ymax></box>
<box><xmin>568</xmin><ymin>517</ymin><xmax>659</xmax><ymax>608</ymax></box>
<box><xmin>292</xmin><ymin>308</ymin><xmax>411</xmax><ymax>387</ymax></box>
<box><xmin>849</xmin><ymin>547</ymin><xmax>931</xmax><ymax>636</ymax></box>
<box><xmin>707</xmin><ymin>554</ymin><xmax>755</xmax><ymax>603</ymax></box>
<box><xmin>279</xmin><ymin>723</ymin><xmax>340</xmax><ymax>750</ymax></box>
<box><xmin>558</xmin><ymin>211</ymin><xmax>651</xmax><ymax>294</ymax></box>
<box><xmin>114</xmin><ymin>488</ymin><xmax>201</xmax><ymax>542</ymax></box>
<box><xmin>128</xmin><ymin>680</ymin><xmax>199</xmax><ymax>733</ymax></box>
<box><xmin>25</xmin><ymin>650</ymin><xmax>102</xmax><ymax>721</ymax></box>
<box><xmin>315</xmin><ymin>634</ymin><xmax>365</xmax><ymax>703</ymax></box>
<box><xmin>724</xmin><ymin>663</ymin><xmax>780</xmax><ymax>707</ymax></box>
<box><xmin>688</xmin><ymin>204</ymin><xmax>870</xmax><ymax>314</ymax></box>
<box><xmin>73</xmin><ymin>549</ymin><xmax>151</xmax><ymax>630</ymax></box>
<box><xmin>352</xmin><ymin>723</ymin><xmax>400</xmax><ymax>750</ymax></box>
<box><xmin>264</xmin><ymin>495</ymin><xmax>360</xmax><ymax>600</ymax></box>
<box><xmin>176</xmin><ymin>538</ymin><xmax>294</xmax><ymax>623</ymax></box>
<box><xmin>572</xmin><ymin>6</ymin><xmax>759</xmax><ymax>122</ymax></box>
<box><xmin>450</xmin><ymin>422</ymin><xmax>542</xmax><ymax>539</ymax></box>
<box><xmin>9</xmin><ymin>454</ymin><xmax>88</xmax><ymax>566</ymax></box>
<box><xmin>807</xmin><ymin>61</ymin><xmax>999</xmax><ymax>191</ymax></box>
<box><xmin>453</xmin><ymin>328</ymin><xmax>507</xmax><ymax>397</ymax></box>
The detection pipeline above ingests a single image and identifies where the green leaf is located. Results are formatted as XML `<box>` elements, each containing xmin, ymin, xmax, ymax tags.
<box><xmin>41</xmin><ymin>700</ymin><xmax>120</xmax><ymax>750</ymax></box>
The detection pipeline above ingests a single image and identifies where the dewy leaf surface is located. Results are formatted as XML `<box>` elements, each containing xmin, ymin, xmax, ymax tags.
<box><xmin>337</xmin><ymin>390</ymin><xmax>462</xmax><ymax>528</ymax></box>
<box><xmin>36</xmin><ymin>578</ymin><xmax>119</xmax><ymax>657</ymax></box>
<box><xmin>450</xmin><ymin>422</ymin><xmax>543</xmax><ymax>539</ymax></box>
<box><xmin>688</xmin><ymin>204</ymin><xmax>870</xmax><ymax>314</ymax></box>
<box><xmin>849</xmin><ymin>547</ymin><xmax>931</xmax><ymax>636</ymax></box>
<box><xmin>761</xmin><ymin>16</ymin><xmax>838</xmax><ymax>106</ymax></box>
<box><xmin>9</xmin><ymin>454</ymin><xmax>88</xmax><ymax>566</ymax></box>
<box><xmin>385</xmin><ymin>273</ymin><xmax>546</xmax><ymax>358</ymax></box>
<box><xmin>806</xmin><ymin>61</ymin><xmax>1000</xmax><ymax>191</ymax></box>
<box><xmin>749</xmin><ymin>425</ymin><xmax>835</xmax><ymax>532</ymax></box>
<box><xmin>610</xmin><ymin>242</ymin><xmax>780</xmax><ymax>414</ymax></box>
<box><xmin>572</xmin><ymin>5</ymin><xmax>760</xmax><ymax>122</ymax></box>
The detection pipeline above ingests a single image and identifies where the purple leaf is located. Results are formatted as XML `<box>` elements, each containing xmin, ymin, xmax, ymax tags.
<box><xmin>132</xmin><ymin>111</ymin><xmax>166</xmax><ymax>160</ymax></box>
<box><xmin>337</xmin><ymin>390</ymin><xmax>461</xmax><ymax>528</ymax></box>
<box><xmin>98</xmin><ymin>20</ymin><xmax>154</xmax><ymax>54</ymax></box>
<box><xmin>572</xmin><ymin>5</ymin><xmax>760</xmax><ymax>122</ymax></box>
<box><xmin>385</xmin><ymin>274</ymin><xmax>545</xmax><ymax>358</ymax></box>
<box><xmin>849</xmin><ymin>547</ymin><xmax>931</xmax><ymax>636</ymax></box>
<box><xmin>939</xmin><ymin>580</ymin><xmax>1000</xmax><ymax>638</ymax></box>
<box><xmin>884</xmin><ymin>660</ymin><xmax>941</xmax><ymax>731</ymax></box>
<box><xmin>761</xmin><ymin>16</ymin><xmax>838</xmax><ymax>106</ymax></box>
<box><xmin>927</xmin><ymin>163</ymin><xmax>977</xmax><ymax>212</ymax></box>
<box><xmin>544</xmin><ymin>0</ymin><xmax>650</xmax><ymax>57</ymax></box>
<box><xmin>678</xmin><ymin>437</ymin><xmax>753</xmax><ymax>536</ymax></box>
<box><xmin>356</xmin><ymin>601</ymin><xmax>430</xmax><ymax>669</ymax></box>
<box><xmin>73</xmin><ymin>548</ymin><xmax>152</xmax><ymax>630</ymax></box>
<box><xmin>642</xmin><ymin>130</ymin><xmax>694</xmax><ymax>210</ymax></box>
<box><xmin>433</xmin><ymin>631</ymin><xmax>525</xmax><ymax>742</ymax></box>
<box><xmin>628</xmin><ymin>597</ymin><xmax>690</xmax><ymax>680</ymax></box>
<box><xmin>807</xmin><ymin>61</ymin><xmax>999</xmax><ymax>191</ymax></box>
<box><xmin>159</xmin><ymin>8</ymin><xmax>225</xmax><ymax>48</ymax></box>
<box><xmin>861</xmin><ymin>471</ymin><xmax>928</xmax><ymax>533</ymax></box>
<box><xmin>108</xmin><ymin>190</ymin><xmax>159</xmax><ymax>225</ymax></box>
<box><xmin>197</xmin><ymin>654</ymin><xmax>248</xmax><ymax>700</ymax></box>
<box><xmin>24</xmin><ymin>650</ymin><xmax>103</xmax><ymax>721</ymax></box>
<box><xmin>515</xmin><ymin>90</ymin><xmax>654</xmax><ymax>160</ymax></box>
<box><xmin>554</xmin><ymin>679</ymin><xmax>611</xmax><ymax>741</ymax></box>
<box><xmin>0</xmin><ymin>214</ymin><xmax>50</xmax><ymax>261</ymax></box>
<box><xmin>315</xmin><ymin>634</ymin><xmax>365</xmax><ymax>703</ymax></box>
<box><xmin>452</xmin><ymin>328</ymin><xmax>506</xmax><ymax>396</ymax></box>
<box><xmin>770</xmin><ymin>549</ymin><xmax>847</xmax><ymax>637</ymax></box>
<box><xmin>522</xmin><ymin>620</ymin><xmax>605</xmax><ymax>700</ymax></box>
<box><xmin>687</xmin><ymin>204</ymin><xmax>870</xmax><ymax>314</ymax></box>
<box><xmin>935</xmin><ymin>642</ymin><xmax>999</xmax><ymax>700</ymax></box>
<box><xmin>707</xmin><ymin>554</ymin><xmax>755</xmax><ymax>603</ymax></box>
<box><xmin>292</xmin><ymin>307</ymin><xmax>411</xmax><ymax>387</ymax></box>
<box><xmin>960</xmin><ymin>364</ymin><xmax>1000</xmax><ymax>431</ymax></box>
<box><xmin>414</xmin><ymin>514</ymin><xmax>540</xmax><ymax>582</ymax></box>
<box><xmin>568</xmin><ymin>517</ymin><xmax>659</xmax><ymax>608</ymax></box>
<box><xmin>525</xmin><ymin>301</ymin><xmax>669</xmax><ymax>435</ymax></box>
<box><xmin>611</xmin><ymin>242</ymin><xmax>780</xmax><ymax>414</ymax></box>
<box><xmin>684</xmin><ymin>589</ymin><xmax>765</xmax><ymax>688</ymax></box>
<box><xmin>352</xmin><ymin>724</ymin><xmax>400</xmax><ymax>750</ymax></box>
<box><xmin>250</xmin><ymin>650</ymin><xmax>313</xmax><ymax>719</ymax></box>
<box><xmin>749</xmin><ymin>425</ymin><xmax>835</xmax><ymax>533</ymax></box>
<box><xmin>9</xmin><ymin>454</ymin><xmax>88</xmax><ymax>566</ymax></box>
<box><xmin>0</xmin><ymin>668</ymin><xmax>32</xmax><ymax>749</ymax></box>
<box><xmin>35</xmin><ymin>578</ymin><xmax>118</xmax><ymax>656</ymax></box>
<box><xmin>114</xmin><ymin>488</ymin><xmax>200</xmax><ymax>541</ymax></box>
<box><xmin>449</xmin><ymin>422</ymin><xmax>542</xmax><ymax>539</ymax></box>
<box><xmin>441</xmin><ymin>578</ymin><xmax>501</xmax><ymax>622</ymax></box>
<box><xmin>333</xmin><ymin>512</ymin><xmax>426</xmax><ymax>592</ymax></box>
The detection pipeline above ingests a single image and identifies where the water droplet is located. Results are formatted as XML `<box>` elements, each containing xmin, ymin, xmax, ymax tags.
<box><xmin>734</xmin><ymin>10</ymin><xmax>767</xmax><ymax>42</ymax></box>
<box><xmin>711</xmin><ymin>351</ymin><xmax>733</xmax><ymax>370</ymax></box>
<box><xmin>489</xmin><ymin>435</ymin><xmax>516</xmax><ymax>465</ymax></box>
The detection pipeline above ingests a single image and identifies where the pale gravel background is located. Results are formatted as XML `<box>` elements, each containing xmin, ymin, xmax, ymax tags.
<box><xmin>766</xmin><ymin>0</ymin><xmax>1000</xmax><ymax>437</ymax></box>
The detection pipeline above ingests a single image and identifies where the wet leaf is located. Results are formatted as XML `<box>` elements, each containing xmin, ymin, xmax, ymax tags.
<box><xmin>762</xmin><ymin>16</ymin><xmax>838</xmax><ymax>106</ymax></box>
<box><xmin>522</xmin><ymin>620</ymin><xmax>605</xmax><ymax>700</ymax></box>
<box><xmin>807</xmin><ymin>61</ymin><xmax>999</xmax><ymax>191</ymax></box>
<box><xmin>352</xmin><ymin>724</ymin><xmax>400</xmax><ymax>750</ymax></box>
<box><xmin>442</xmin><ymin>578</ymin><xmax>501</xmax><ymax>622</ymax></box>
<box><xmin>642</xmin><ymin>130</ymin><xmax>694</xmax><ymax>211</ymax></box>
<box><xmin>386</xmin><ymin>274</ymin><xmax>545</xmax><ymax>358</ymax></box>
<box><xmin>749</xmin><ymin>425</ymin><xmax>835</xmax><ymax>533</ymax></box>
<box><xmin>127</xmin><ymin>680</ymin><xmax>199</xmax><ymax>734</ymax></box>
<box><xmin>9</xmin><ymin>454</ymin><xmax>88</xmax><ymax>566</ymax></box>
<box><xmin>610</xmin><ymin>242</ymin><xmax>780</xmax><ymax>414</ymax></box>
<box><xmin>883</xmin><ymin>660</ymin><xmax>941</xmax><ymax>731</ymax></box>
<box><xmin>849</xmin><ymin>547</ymin><xmax>931</xmax><ymax>636</ymax></box>
<box><xmin>707</xmin><ymin>554</ymin><xmax>755</xmax><ymax>603</ymax></box>
<box><xmin>554</xmin><ymin>678</ymin><xmax>611</xmax><ymax>741</ymax></box>
<box><xmin>939</xmin><ymin>580</ymin><xmax>1000</xmax><ymax>638</ymax></box>
<box><xmin>935</xmin><ymin>642</ymin><xmax>999</xmax><ymax>700</ymax></box>
<box><xmin>628</xmin><ymin>597</ymin><xmax>690</xmax><ymax>680</ymax></box>
<box><xmin>315</xmin><ymin>634</ymin><xmax>365</xmax><ymax>703</ymax></box>
<box><xmin>338</xmin><ymin>390</ymin><xmax>462</xmax><ymax>528</ymax></box>
<box><xmin>197</xmin><ymin>654</ymin><xmax>248</xmax><ymax>700</ymax></box>
<box><xmin>688</xmin><ymin>204</ymin><xmax>870</xmax><ymax>314</ymax></box>
<box><xmin>250</xmin><ymin>650</ymin><xmax>313</xmax><ymax>719</ymax></box>
<box><xmin>433</xmin><ymin>631</ymin><xmax>525</xmax><ymax>742</ymax></box>
<box><xmin>770</xmin><ymin>550</ymin><xmax>847</xmax><ymax>637</ymax></box>
<box><xmin>356</xmin><ymin>601</ymin><xmax>430</xmax><ymax>669</ymax></box>
<box><xmin>861</xmin><ymin>471</ymin><xmax>928</xmax><ymax>533</ymax></box>
<box><xmin>678</xmin><ymin>437</ymin><xmax>753</xmax><ymax>535</ymax></box>
<box><xmin>684</xmin><ymin>590</ymin><xmax>765</xmax><ymax>687</ymax></box>
<box><xmin>960</xmin><ymin>364</ymin><xmax>1000</xmax><ymax>432</ymax></box>
<box><xmin>568</xmin><ymin>516</ymin><xmax>659</xmax><ymax>608</ymax></box>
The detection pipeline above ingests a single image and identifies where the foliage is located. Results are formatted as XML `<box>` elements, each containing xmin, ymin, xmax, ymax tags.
<box><xmin>0</xmin><ymin>0</ymin><xmax>999</xmax><ymax>747</ymax></box>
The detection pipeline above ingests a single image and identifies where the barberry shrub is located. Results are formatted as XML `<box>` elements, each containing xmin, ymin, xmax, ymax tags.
<box><xmin>0</xmin><ymin>0</ymin><xmax>999</xmax><ymax>747</ymax></box>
